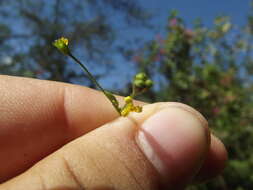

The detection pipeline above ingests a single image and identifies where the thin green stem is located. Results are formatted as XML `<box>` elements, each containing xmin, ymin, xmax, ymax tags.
<box><xmin>130</xmin><ymin>86</ymin><xmax>147</xmax><ymax>98</ymax></box>
<box><xmin>68</xmin><ymin>53</ymin><xmax>121</xmax><ymax>114</ymax></box>
<box><xmin>69</xmin><ymin>53</ymin><xmax>104</xmax><ymax>91</ymax></box>
<box><xmin>130</xmin><ymin>83</ymin><xmax>136</xmax><ymax>98</ymax></box>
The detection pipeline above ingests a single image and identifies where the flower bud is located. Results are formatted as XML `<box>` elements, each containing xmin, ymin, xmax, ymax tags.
<box><xmin>134</xmin><ymin>79</ymin><xmax>146</xmax><ymax>88</ymax></box>
<box><xmin>145</xmin><ymin>79</ymin><xmax>153</xmax><ymax>88</ymax></box>
<box><xmin>133</xmin><ymin>106</ymin><xmax>142</xmax><ymax>113</ymax></box>
<box><xmin>124</xmin><ymin>96</ymin><xmax>133</xmax><ymax>104</ymax></box>
<box><xmin>53</xmin><ymin>37</ymin><xmax>70</xmax><ymax>55</ymax></box>
<box><xmin>135</xmin><ymin>72</ymin><xmax>147</xmax><ymax>80</ymax></box>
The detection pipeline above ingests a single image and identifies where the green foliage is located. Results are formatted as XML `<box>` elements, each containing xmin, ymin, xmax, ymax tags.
<box><xmin>133</xmin><ymin>10</ymin><xmax>253</xmax><ymax>190</ymax></box>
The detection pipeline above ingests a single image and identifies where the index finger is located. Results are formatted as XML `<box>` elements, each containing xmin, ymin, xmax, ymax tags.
<box><xmin>0</xmin><ymin>75</ymin><xmax>132</xmax><ymax>182</ymax></box>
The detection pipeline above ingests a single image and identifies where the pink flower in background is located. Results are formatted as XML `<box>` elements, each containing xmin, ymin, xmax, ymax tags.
<box><xmin>35</xmin><ymin>70</ymin><xmax>45</xmax><ymax>75</ymax></box>
<box><xmin>185</xmin><ymin>29</ymin><xmax>195</xmax><ymax>39</ymax></box>
<box><xmin>212</xmin><ymin>107</ymin><xmax>221</xmax><ymax>115</ymax></box>
<box><xmin>132</xmin><ymin>55</ymin><xmax>141</xmax><ymax>63</ymax></box>
<box><xmin>169</xmin><ymin>18</ymin><xmax>178</xmax><ymax>27</ymax></box>
<box><xmin>225</xmin><ymin>94</ymin><xmax>236</xmax><ymax>103</ymax></box>
<box><xmin>155</xmin><ymin>34</ymin><xmax>162</xmax><ymax>41</ymax></box>
<box><xmin>154</xmin><ymin>55</ymin><xmax>161</xmax><ymax>62</ymax></box>
<box><xmin>159</xmin><ymin>48</ymin><xmax>166</xmax><ymax>55</ymax></box>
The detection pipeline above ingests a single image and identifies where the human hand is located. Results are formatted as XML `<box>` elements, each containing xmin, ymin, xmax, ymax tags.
<box><xmin>0</xmin><ymin>75</ymin><xmax>227</xmax><ymax>190</ymax></box>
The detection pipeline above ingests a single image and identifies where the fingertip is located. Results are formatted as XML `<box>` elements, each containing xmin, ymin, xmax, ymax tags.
<box><xmin>135</xmin><ymin>103</ymin><xmax>210</xmax><ymax>188</ymax></box>
<box><xmin>194</xmin><ymin>134</ymin><xmax>228</xmax><ymax>182</ymax></box>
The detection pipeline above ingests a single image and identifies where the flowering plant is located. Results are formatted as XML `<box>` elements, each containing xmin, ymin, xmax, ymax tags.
<box><xmin>53</xmin><ymin>37</ymin><xmax>153</xmax><ymax>116</ymax></box>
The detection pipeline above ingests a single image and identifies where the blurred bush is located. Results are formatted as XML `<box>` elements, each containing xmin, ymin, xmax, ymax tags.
<box><xmin>132</xmin><ymin>9</ymin><xmax>253</xmax><ymax>190</ymax></box>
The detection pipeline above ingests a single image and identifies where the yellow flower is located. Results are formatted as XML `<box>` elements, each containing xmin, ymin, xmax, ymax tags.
<box><xmin>133</xmin><ymin>106</ymin><xmax>142</xmax><ymax>113</ymax></box>
<box><xmin>120</xmin><ymin>96</ymin><xmax>142</xmax><ymax>116</ymax></box>
<box><xmin>124</xmin><ymin>96</ymin><xmax>133</xmax><ymax>104</ymax></box>
<box><xmin>53</xmin><ymin>37</ymin><xmax>70</xmax><ymax>55</ymax></box>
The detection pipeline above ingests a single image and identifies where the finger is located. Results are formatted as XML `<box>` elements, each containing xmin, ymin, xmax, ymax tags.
<box><xmin>0</xmin><ymin>75</ymin><xmax>142</xmax><ymax>182</ymax></box>
<box><xmin>193</xmin><ymin>134</ymin><xmax>228</xmax><ymax>182</ymax></box>
<box><xmin>0</xmin><ymin>76</ymin><xmax>227</xmax><ymax>184</ymax></box>
<box><xmin>1</xmin><ymin>102</ymin><xmax>211</xmax><ymax>190</ymax></box>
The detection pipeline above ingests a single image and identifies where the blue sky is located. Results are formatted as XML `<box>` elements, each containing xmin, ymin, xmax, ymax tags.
<box><xmin>143</xmin><ymin>0</ymin><xmax>251</xmax><ymax>26</ymax></box>
<box><xmin>99</xmin><ymin>0</ymin><xmax>253</xmax><ymax>89</ymax></box>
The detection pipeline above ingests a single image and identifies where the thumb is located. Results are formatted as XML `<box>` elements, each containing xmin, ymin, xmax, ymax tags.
<box><xmin>1</xmin><ymin>102</ymin><xmax>210</xmax><ymax>190</ymax></box>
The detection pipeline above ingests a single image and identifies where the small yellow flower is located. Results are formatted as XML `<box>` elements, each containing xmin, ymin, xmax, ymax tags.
<box><xmin>120</xmin><ymin>103</ymin><xmax>133</xmax><ymax>116</ymax></box>
<box><xmin>53</xmin><ymin>37</ymin><xmax>70</xmax><ymax>55</ymax></box>
<box><xmin>124</xmin><ymin>96</ymin><xmax>133</xmax><ymax>104</ymax></box>
<box><xmin>133</xmin><ymin>106</ymin><xmax>142</xmax><ymax>113</ymax></box>
<box><xmin>120</xmin><ymin>96</ymin><xmax>143</xmax><ymax>116</ymax></box>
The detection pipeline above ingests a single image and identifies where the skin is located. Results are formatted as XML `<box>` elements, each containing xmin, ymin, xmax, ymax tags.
<box><xmin>0</xmin><ymin>75</ymin><xmax>227</xmax><ymax>190</ymax></box>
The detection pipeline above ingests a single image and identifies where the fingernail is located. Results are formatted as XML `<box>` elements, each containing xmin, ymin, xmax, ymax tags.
<box><xmin>136</xmin><ymin>107</ymin><xmax>209</xmax><ymax>188</ymax></box>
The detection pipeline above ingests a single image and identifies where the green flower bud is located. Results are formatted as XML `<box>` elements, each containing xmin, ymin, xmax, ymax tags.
<box><xmin>134</xmin><ymin>79</ymin><xmax>145</xmax><ymax>88</ymax></box>
<box><xmin>145</xmin><ymin>79</ymin><xmax>153</xmax><ymax>88</ymax></box>
<box><xmin>135</xmin><ymin>72</ymin><xmax>147</xmax><ymax>80</ymax></box>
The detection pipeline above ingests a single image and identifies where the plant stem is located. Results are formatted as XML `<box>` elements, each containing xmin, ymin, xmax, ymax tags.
<box><xmin>130</xmin><ymin>83</ymin><xmax>136</xmax><ymax>98</ymax></box>
<box><xmin>69</xmin><ymin>53</ymin><xmax>121</xmax><ymax>114</ymax></box>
